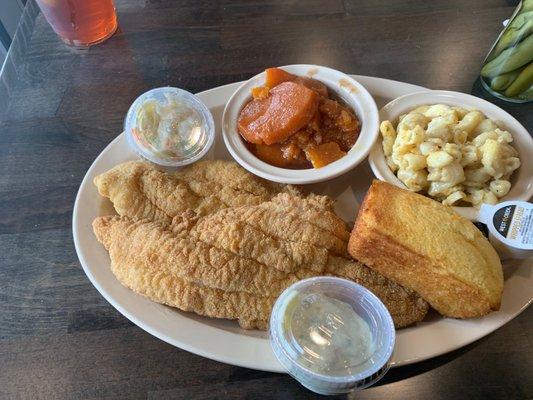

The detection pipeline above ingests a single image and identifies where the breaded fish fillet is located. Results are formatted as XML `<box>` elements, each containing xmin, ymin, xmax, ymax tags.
<box><xmin>186</xmin><ymin>196</ymin><xmax>427</xmax><ymax>327</ymax></box>
<box><xmin>93</xmin><ymin>209</ymin><xmax>428</xmax><ymax>329</ymax></box>
<box><xmin>93</xmin><ymin>216</ymin><xmax>276</xmax><ymax>329</ymax></box>
<box><xmin>93</xmin><ymin>161</ymin><xmax>428</xmax><ymax>329</ymax></box>
<box><xmin>94</xmin><ymin>160</ymin><xmax>300</xmax><ymax>224</ymax></box>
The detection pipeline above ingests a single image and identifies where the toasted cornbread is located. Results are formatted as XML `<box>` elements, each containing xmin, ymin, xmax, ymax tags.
<box><xmin>348</xmin><ymin>180</ymin><xmax>503</xmax><ymax>318</ymax></box>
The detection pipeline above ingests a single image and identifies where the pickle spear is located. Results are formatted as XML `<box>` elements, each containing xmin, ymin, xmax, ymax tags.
<box><xmin>504</xmin><ymin>62</ymin><xmax>533</xmax><ymax>97</ymax></box>
<box><xmin>481</xmin><ymin>34</ymin><xmax>533</xmax><ymax>78</ymax></box>
<box><xmin>490</xmin><ymin>67</ymin><xmax>524</xmax><ymax>90</ymax></box>
<box><xmin>488</xmin><ymin>20</ymin><xmax>533</xmax><ymax>61</ymax></box>
<box><xmin>522</xmin><ymin>0</ymin><xmax>533</xmax><ymax>13</ymax></box>
<box><xmin>511</xmin><ymin>11</ymin><xmax>533</xmax><ymax>28</ymax></box>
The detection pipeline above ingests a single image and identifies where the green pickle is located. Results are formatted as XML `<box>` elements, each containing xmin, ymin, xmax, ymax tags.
<box><xmin>490</xmin><ymin>68</ymin><xmax>523</xmax><ymax>90</ymax></box>
<box><xmin>504</xmin><ymin>62</ymin><xmax>533</xmax><ymax>96</ymax></box>
<box><xmin>522</xmin><ymin>0</ymin><xmax>533</xmax><ymax>13</ymax></box>
<box><xmin>487</xmin><ymin>19</ymin><xmax>533</xmax><ymax>62</ymax></box>
<box><xmin>510</xmin><ymin>10</ymin><xmax>533</xmax><ymax>29</ymax></box>
<box><xmin>481</xmin><ymin>35</ymin><xmax>533</xmax><ymax>78</ymax></box>
<box><xmin>481</xmin><ymin>1</ymin><xmax>533</xmax><ymax>102</ymax></box>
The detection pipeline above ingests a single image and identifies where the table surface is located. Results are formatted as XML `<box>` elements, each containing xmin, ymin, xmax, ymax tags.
<box><xmin>0</xmin><ymin>0</ymin><xmax>531</xmax><ymax>399</ymax></box>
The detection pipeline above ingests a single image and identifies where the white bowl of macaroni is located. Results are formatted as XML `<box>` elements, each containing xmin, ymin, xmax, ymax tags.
<box><xmin>368</xmin><ymin>90</ymin><xmax>533</xmax><ymax>221</ymax></box>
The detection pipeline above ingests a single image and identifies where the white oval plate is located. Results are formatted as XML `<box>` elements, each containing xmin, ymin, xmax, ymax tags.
<box><xmin>73</xmin><ymin>76</ymin><xmax>533</xmax><ymax>372</ymax></box>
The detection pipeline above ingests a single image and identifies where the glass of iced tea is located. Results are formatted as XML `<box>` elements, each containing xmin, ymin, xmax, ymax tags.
<box><xmin>36</xmin><ymin>0</ymin><xmax>118</xmax><ymax>47</ymax></box>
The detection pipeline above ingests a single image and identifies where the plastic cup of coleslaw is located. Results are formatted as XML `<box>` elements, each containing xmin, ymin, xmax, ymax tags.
<box><xmin>124</xmin><ymin>87</ymin><xmax>215</xmax><ymax>167</ymax></box>
<box><xmin>269</xmin><ymin>277</ymin><xmax>395</xmax><ymax>395</ymax></box>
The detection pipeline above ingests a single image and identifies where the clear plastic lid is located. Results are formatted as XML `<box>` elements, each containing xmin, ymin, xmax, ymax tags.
<box><xmin>124</xmin><ymin>87</ymin><xmax>215</xmax><ymax>167</ymax></box>
<box><xmin>269</xmin><ymin>277</ymin><xmax>395</xmax><ymax>395</ymax></box>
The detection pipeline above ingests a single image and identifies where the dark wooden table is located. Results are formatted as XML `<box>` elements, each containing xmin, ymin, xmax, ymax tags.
<box><xmin>1</xmin><ymin>1</ymin><xmax>531</xmax><ymax>399</ymax></box>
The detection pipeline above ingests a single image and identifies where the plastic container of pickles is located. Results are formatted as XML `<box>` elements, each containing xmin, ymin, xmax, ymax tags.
<box><xmin>480</xmin><ymin>0</ymin><xmax>533</xmax><ymax>103</ymax></box>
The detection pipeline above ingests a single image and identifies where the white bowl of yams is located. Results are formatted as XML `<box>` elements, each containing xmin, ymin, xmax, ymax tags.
<box><xmin>368</xmin><ymin>90</ymin><xmax>533</xmax><ymax>221</ymax></box>
<box><xmin>222</xmin><ymin>64</ymin><xmax>380</xmax><ymax>184</ymax></box>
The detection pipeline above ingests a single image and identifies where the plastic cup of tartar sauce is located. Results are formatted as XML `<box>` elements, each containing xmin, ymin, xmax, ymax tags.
<box><xmin>269</xmin><ymin>276</ymin><xmax>395</xmax><ymax>395</ymax></box>
<box><xmin>124</xmin><ymin>87</ymin><xmax>215</xmax><ymax>167</ymax></box>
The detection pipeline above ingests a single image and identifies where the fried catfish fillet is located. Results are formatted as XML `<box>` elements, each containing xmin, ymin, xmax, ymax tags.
<box><xmin>93</xmin><ymin>205</ymin><xmax>428</xmax><ymax>329</ymax></box>
<box><xmin>94</xmin><ymin>160</ymin><xmax>300</xmax><ymax>224</ymax></box>
<box><xmin>93</xmin><ymin>161</ymin><xmax>428</xmax><ymax>329</ymax></box>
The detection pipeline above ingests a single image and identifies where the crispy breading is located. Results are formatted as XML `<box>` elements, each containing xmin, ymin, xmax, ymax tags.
<box><xmin>93</xmin><ymin>216</ymin><xmax>276</xmax><ymax>329</ymax></box>
<box><xmin>189</xmin><ymin>200</ymin><xmax>428</xmax><ymax>326</ymax></box>
<box><xmin>93</xmin><ymin>207</ymin><xmax>428</xmax><ymax>329</ymax></box>
<box><xmin>93</xmin><ymin>161</ymin><xmax>430</xmax><ymax>329</ymax></box>
<box><xmin>94</xmin><ymin>160</ymin><xmax>300</xmax><ymax>224</ymax></box>
<box><xmin>325</xmin><ymin>257</ymin><xmax>429</xmax><ymax>328</ymax></box>
<box><xmin>95</xmin><ymin>215</ymin><xmax>299</xmax><ymax>297</ymax></box>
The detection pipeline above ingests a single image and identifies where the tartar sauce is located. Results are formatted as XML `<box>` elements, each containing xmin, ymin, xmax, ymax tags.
<box><xmin>269</xmin><ymin>277</ymin><xmax>395</xmax><ymax>395</ymax></box>
<box><xmin>284</xmin><ymin>293</ymin><xmax>375</xmax><ymax>376</ymax></box>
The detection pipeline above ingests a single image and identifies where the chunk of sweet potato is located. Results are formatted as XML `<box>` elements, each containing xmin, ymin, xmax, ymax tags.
<box><xmin>305</xmin><ymin>142</ymin><xmax>346</xmax><ymax>168</ymax></box>
<box><xmin>265</xmin><ymin>67</ymin><xmax>328</xmax><ymax>96</ymax></box>
<box><xmin>238</xmin><ymin>81</ymin><xmax>319</xmax><ymax>145</ymax></box>
<box><xmin>251</xmin><ymin>86</ymin><xmax>270</xmax><ymax>100</ymax></box>
<box><xmin>237</xmin><ymin>96</ymin><xmax>272</xmax><ymax>144</ymax></box>
<box><xmin>254</xmin><ymin>144</ymin><xmax>292</xmax><ymax>168</ymax></box>
<box><xmin>265</xmin><ymin>67</ymin><xmax>296</xmax><ymax>88</ymax></box>
<box><xmin>295</xmin><ymin>76</ymin><xmax>328</xmax><ymax>97</ymax></box>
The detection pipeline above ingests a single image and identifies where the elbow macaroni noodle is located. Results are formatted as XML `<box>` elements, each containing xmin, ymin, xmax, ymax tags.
<box><xmin>380</xmin><ymin>104</ymin><xmax>521</xmax><ymax>207</ymax></box>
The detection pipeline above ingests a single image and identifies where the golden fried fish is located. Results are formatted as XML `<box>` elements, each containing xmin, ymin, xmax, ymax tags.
<box><xmin>93</xmin><ymin>201</ymin><xmax>428</xmax><ymax>329</ymax></box>
<box><xmin>94</xmin><ymin>160</ymin><xmax>300</xmax><ymax>224</ymax></box>
<box><xmin>93</xmin><ymin>160</ymin><xmax>429</xmax><ymax>329</ymax></box>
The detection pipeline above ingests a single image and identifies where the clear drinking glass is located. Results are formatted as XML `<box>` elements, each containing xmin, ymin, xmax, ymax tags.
<box><xmin>35</xmin><ymin>0</ymin><xmax>118</xmax><ymax>47</ymax></box>
<box><xmin>480</xmin><ymin>0</ymin><xmax>533</xmax><ymax>103</ymax></box>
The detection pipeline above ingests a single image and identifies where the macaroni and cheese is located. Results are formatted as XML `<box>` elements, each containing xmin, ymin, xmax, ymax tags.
<box><xmin>380</xmin><ymin>104</ymin><xmax>521</xmax><ymax>207</ymax></box>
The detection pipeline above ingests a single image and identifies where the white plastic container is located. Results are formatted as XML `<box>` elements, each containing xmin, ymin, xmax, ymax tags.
<box><xmin>124</xmin><ymin>87</ymin><xmax>215</xmax><ymax>167</ymax></box>
<box><xmin>269</xmin><ymin>277</ymin><xmax>395</xmax><ymax>395</ymax></box>
<box><xmin>478</xmin><ymin>200</ymin><xmax>533</xmax><ymax>259</ymax></box>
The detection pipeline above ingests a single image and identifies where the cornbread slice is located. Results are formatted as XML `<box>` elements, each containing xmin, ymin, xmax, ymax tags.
<box><xmin>348</xmin><ymin>180</ymin><xmax>503</xmax><ymax>318</ymax></box>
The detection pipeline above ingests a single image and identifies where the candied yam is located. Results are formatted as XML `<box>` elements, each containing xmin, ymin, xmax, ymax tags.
<box><xmin>253</xmin><ymin>143</ymin><xmax>309</xmax><ymax>169</ymax></box>
<box><xmin>318</xmin><ymin>97</ymin><xmax>360</xmax><ymax>150</ymax></box>
<box><xmin>265</xmin><ymin>67</ymin><xmax>328</xmax><ymax>96</ymax></box>
<box><xmin>338</xmin><ymin>109</ymin><xmax>358</xmax><ymax>132</ymax></box>
<box><xmin>319</xmin><ymin>97</ymin><xmax>341</xmax><ymax>117</ymax></box>
<box><xmin>252</xmin><ymin>86</ymin><xmax>270</xmax><ymax>100</ymax></box>
<box><xmin>308</xmin><ymin>110</ymin><xmax>321</xmax><ymax>131</ymax></box>
<box><xmin>237</xmin><ymin>96</ymin><xmax>272</xmax><ymax>144</ymax></box>
<box><xmin>264</xmin><ymin>82</ymin><xmax>318</xmax><ymax>144</ymax></box>
<box><xmin>305</xmin><ymin>142</ymin><xmax>346</xmax><ymax>168</ymax></box>
<box><xmin>239</xmin><ymin>67</ymin><xmax>360</xmax><ymax>169</ymax></box>
<box><xmin>265</xmin><ymin>67</ymin><xmax>296</xmax><ymax>88</ymax></box>
<box><xmin>238</xmin><ymin>81</ymin><xmax>319</xmax><ymax>145</ymax></box>
<box><xmin>254</xmin><ymin>144</ymin><xmax>292</xmax><ymax>168</ymax></box>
